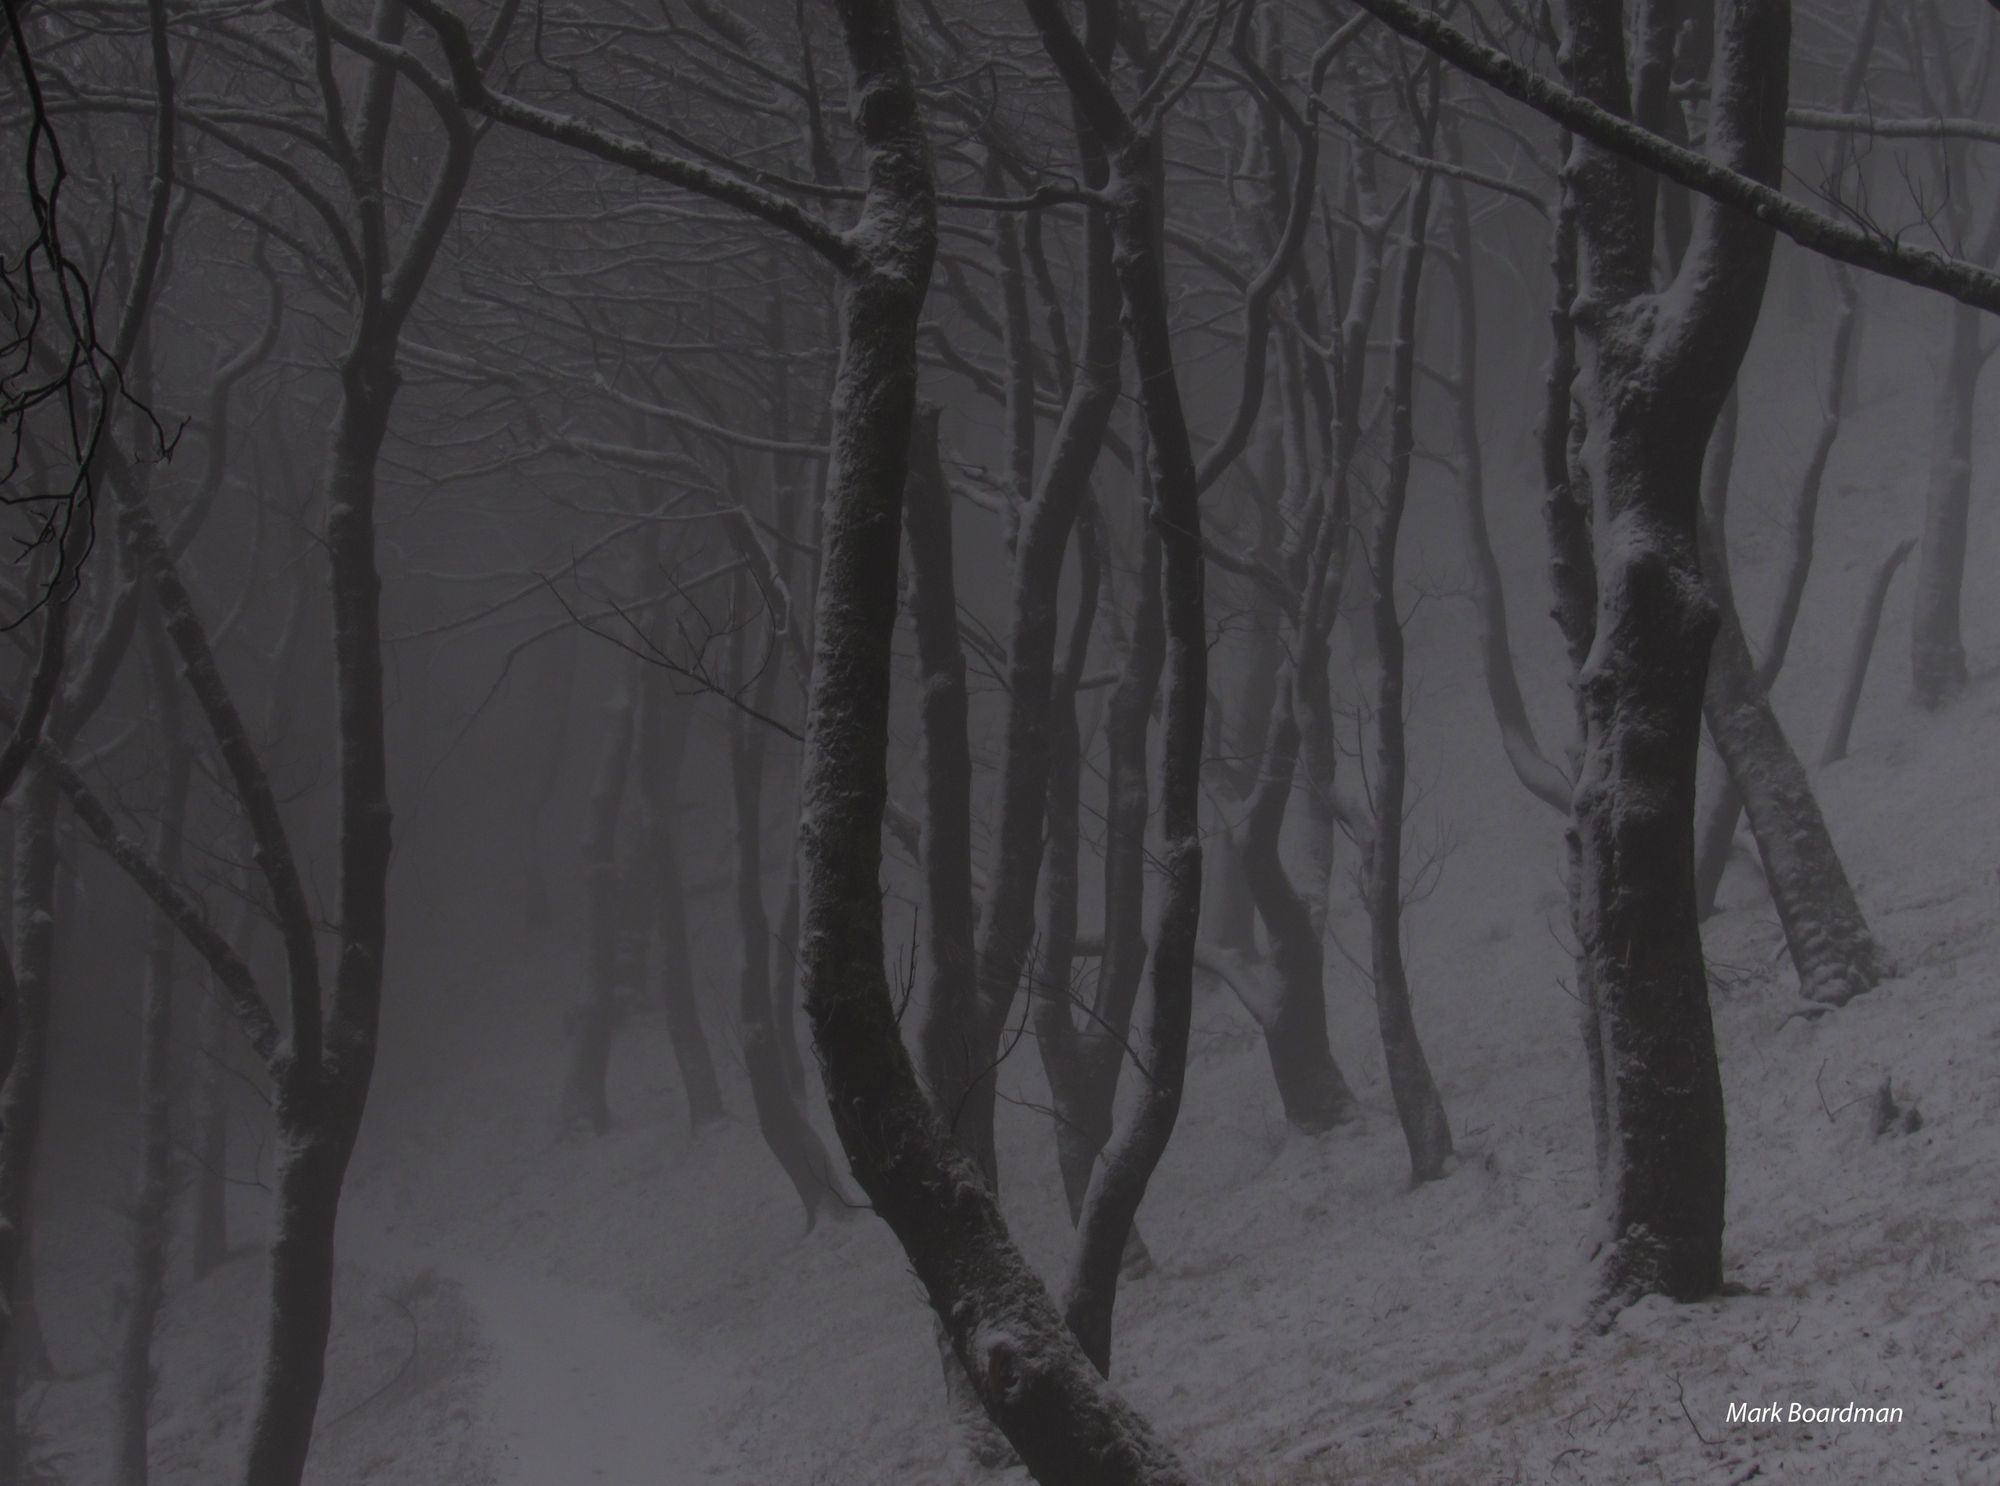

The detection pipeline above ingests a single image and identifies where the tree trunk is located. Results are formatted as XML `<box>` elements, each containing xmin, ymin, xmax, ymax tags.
<box><xmin>1701</xmin><ymin>523</ymin><xmax>1881</xmax><ymax>1006</ymax></box>
<box><xmin>239</xmin><ymin>350</ymin><xmax>402</xmax><ymax>1486</ymax></box>
<box><xmin>1696</xmin><ymin>276</ymin><xmax>1860</xmax><ymax>915</ymax></box>
<box><xmin>1236</xmin><ymin>686</ymin><xmax>1358</xmax><ymax>1133</ymax></box>
<box><xmin>792</xmin><ymin>4</ymin><xmax>1190</xmax><ymax>1471</ymax></box>
<box><xmin>1364</xmin><ymin>118</ymin><xmax>1453</xmax><ymax>1184</ymax></box>
<box><xmin>634</xmin><ymin>681</ymin><xmax>726</xmax><ymax>1132</ymax></box>
<box><xmin>1910</xmin><ymin>300</ymin><xmax>1982</xmax><ymax>709</ymax></box>
<box><xmin>560</xmin><ymin>673</ymin><xmax>639</xmax><ymax>1135</ymax></box>
<box><xmin>1821</xmin><ymin>538</ymin><xmax>1916</xmax><ymax>765</ymax></box>
<box><xmin>0</xmin><ymin>768</ymin><xmax>56</xmax><ymax>1480</ymax></box>
<box><xmin>115</xmin><ymin>625</ymin><xmax>192</xmax><ymax>1486</ymax></box>
<box><xmin>1060</xmin><ymin>116</ymin><xmax>1206</xmax><ymax>1379</ymax></box>
<box><xmin>731</xmin><ymin>603</ymin><xmax>843</xmax><ymax>1227</ymax></box>
<box><xmin>1560</xmin><ymin>0</ymin><xmax>1788</xmax><ymax>1309</ymax></box>
<box><xmin>239</xmin><ymin>1115</ymin><xmax>355</xmax><ymax>1486</ymax></box>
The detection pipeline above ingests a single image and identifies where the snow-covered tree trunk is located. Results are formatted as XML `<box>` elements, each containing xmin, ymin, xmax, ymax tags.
<box><xmin>1699</xmin><ymin>521</ymin><xmax>1881</xmax><ymax>1007</ymax></box>
<box><xmin>1561</xmin><ymin>0</ymin><xmax>1787</xmax><ymax>1308</ymax></box>
<box><xmin>793</xmin><ymin>3</ymin><xmax>1191</xmax><ymax>1473</ymax></box>
<box><xmin>1695</xmin><ymin>274</ymin><xmax>1860</xmax><ymax>916</ymax></box>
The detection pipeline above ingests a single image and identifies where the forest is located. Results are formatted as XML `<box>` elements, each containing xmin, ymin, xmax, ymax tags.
<box><xmin>2</xmin><ymin>0</ymin><xmax>1998</xmax><ymax>1480</ymax></box>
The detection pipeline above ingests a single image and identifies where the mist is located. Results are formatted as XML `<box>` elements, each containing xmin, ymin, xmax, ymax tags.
<box><xmin>2</xmin><ymin>0</ymin><xmax>1995</xmax><ymax>1481</ymax></box>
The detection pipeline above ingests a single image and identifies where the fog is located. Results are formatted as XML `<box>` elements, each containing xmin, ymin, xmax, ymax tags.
<box><xmin>3</xmin><ymin>0</ymin><xmax>1995</xmax><ymax>1481</ymax></box>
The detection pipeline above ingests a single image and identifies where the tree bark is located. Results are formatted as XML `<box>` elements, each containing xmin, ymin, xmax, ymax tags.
<box><xmin>1561</xmin><ymin>0</ymin><xmax>1788</xmax><ymax>1309</ymax></box>
<box><xmin>1700</xmin><ymin>521</ymin><xmax>1881</xmax><ymax>1006</ymax></box>
<box><xmin>732</xmin><ymin>593</ymin><xmax>843</xmax><ymax>1227</ymax></box>
<box><xmin>793</xmin><ymin>2</ymin><xmax>1191</xmax><ymax>1472</ymax></box>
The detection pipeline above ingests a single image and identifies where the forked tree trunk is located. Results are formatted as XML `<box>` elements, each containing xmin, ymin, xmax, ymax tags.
<box><xmin>791</xmin><ymin>2</ymin><xmax>1190</xmax><ymax>1473</ymax></box>
<box><xmin>1058</xmin><ymin>100</ymin><xmax>1208</xmax><ymax>1379</ymax></box>
<box><xmin>1236</xmin><ymin>686</ymin><xmax>1358</xmax><ymax>1133</ymax></box>
<box><xmin>1561</xmin><ymin>0</ymin><xmax>1787</xmax><ymax>1310</ymax></box>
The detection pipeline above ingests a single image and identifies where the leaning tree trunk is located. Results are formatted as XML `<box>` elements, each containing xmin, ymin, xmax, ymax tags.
<box><xmin>1699</xmin><ymin>518</ymin><xmax>1881</xmax><ymax>1006</ymax></box>
<box><xmin>1694</xmin><ymin>275</ymin><xmax>1860</xmax><ymax>915</ymax></box>
<box><xmin>116</xmin><ymin>625</ymin><xmax>193</xmax><ymax>1486</ymax></box>
<box><xmin>790</xmin><ymin>2</ymin><xmax>1192</xmax><ymax>1473</ymax></box>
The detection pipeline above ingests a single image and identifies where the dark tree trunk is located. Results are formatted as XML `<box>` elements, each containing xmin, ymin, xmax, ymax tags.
<box><xmin>1821</xmin><ymin>538</ymin><xmax>1916</xmax><ymax>766</ymax></box>
<box><xmin>1237</xmin><ymin>687</ymin><xmax>1358</xmax><ymax>1133</ymax></box>
<box><xmin>1910</xmin><ymin>301</ymin><xmax>1982</xmax><ymax>709</ymax></box>
<box><xmin>1560</xmin><ymin>0</ymin><xmax>1788</xmax><ymax>1309</ymax></box>
<box><xmin>731</xmin><ymin>603</ymin><xmax>843</xmax><ymax>1227</ymax></box>
<box><xmin>0</xmin><ymin>768</ymin><xmax>56</xmax><ymax>1481</ymax></box>
<box><xmin>1363</xmin><ymin>113</ymin><xmax>1453</xmax><ymax>1184</ymax></box>
<box><xmin>241</xmin><ymin>346</ymin><xmax>407</xmax><ymax>1486</ymax></box>
<box><xmin>902</xmin><ymin>407</ymin><xmax>979</xmax><ymax>1140</ymax></box>
<box><xmin>792</xmin><ymin>3</ymin><xmax>1191</xmax><ymax>1472</ymax></box>
<box><xmin>560</xmin><ymin>673</ymin><xmax>639</xmax><ymax>1135</ymax></box>
<box><xmin>115</xmin><ymin>625</ymin><xmax>192</xmax><ymax>1486</ymax></box>
<box><xmin>1059</xmin><ymin>108</ymin><xmax>1207</xmax><ymax>1380</ymax></box>
<box><xmin>634</xmin><ymin>682</ymin><xmax>726</xmax><ymax>1132</ymax></box>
